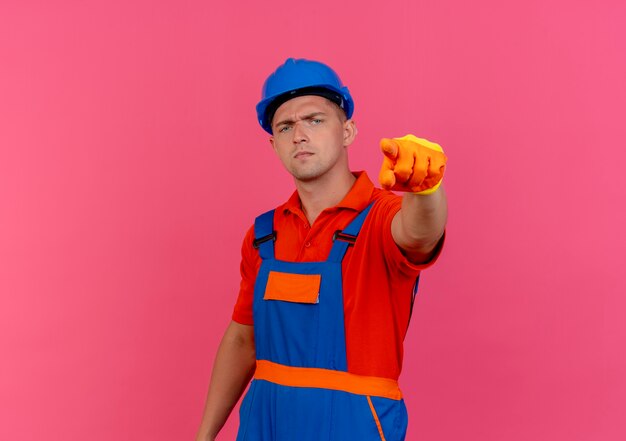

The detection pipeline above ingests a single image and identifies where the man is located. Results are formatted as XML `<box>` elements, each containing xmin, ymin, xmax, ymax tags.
<box><xmin>196</xmin><ymin>58</ymin><xmax>447</xmax><ymax>441</ymax></box>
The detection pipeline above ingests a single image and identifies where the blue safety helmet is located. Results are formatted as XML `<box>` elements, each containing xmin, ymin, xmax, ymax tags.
<box><xmin>256</xmin><ymin>58</ymin><xmax>355</xmax><ymax>134</ymax></box>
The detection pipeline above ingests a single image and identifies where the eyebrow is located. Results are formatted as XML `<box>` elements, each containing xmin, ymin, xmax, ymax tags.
<box><xmin>274</xmin><ymin>112</ymin><xmax>327</xmax><ymax>128</ymax></box>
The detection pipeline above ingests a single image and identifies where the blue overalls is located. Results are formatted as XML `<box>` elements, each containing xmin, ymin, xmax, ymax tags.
<box><xmin>236</xmin><ymin>203</ymin><xmax>409</xmax><ymax>441</ymax></box>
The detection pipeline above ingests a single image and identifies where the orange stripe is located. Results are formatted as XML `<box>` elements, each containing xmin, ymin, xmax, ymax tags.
<box><xmin>254</xmin><ymin>360</ymin><xmax>402</xmax><ymax>400</ymax></box>
<box><xmin>367</xmin><ymin>396</ymin><xmax>387</xmax><ymax>441</ymax></box>
<box><xmin>264</xmin><ymin>271</ymin><xmax>321</xmax><ymax>303</ymax></box>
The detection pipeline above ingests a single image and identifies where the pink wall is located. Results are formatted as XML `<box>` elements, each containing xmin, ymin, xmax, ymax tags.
<box><xmin>1</xmin><ymin>1</ymin><xmax>624</xmax><ymax>440</ymax></box>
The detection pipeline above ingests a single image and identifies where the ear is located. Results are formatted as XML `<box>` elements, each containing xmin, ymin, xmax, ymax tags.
<box><xmin>343</xmin><ymin>119</ymin><xmax>357</xmax><ymax>147</ymax></box>
<box><xmin>269</xmin><ymin>136</ymin><xmax>276</xmax><ymax>152</ymax></box>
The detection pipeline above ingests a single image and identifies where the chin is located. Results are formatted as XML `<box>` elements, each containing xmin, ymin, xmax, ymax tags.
<box><xmin>289</xmin><ymin>164</ymin><xmax>322</xmax><ymax>181</ymax></box>
<box><xmin>292</xmin><ymin>169</ymin><xmax>324</xmax><ymax>182</ymax></box>
<box><xmin>293</xmin><ymin>173</ymin><xmax>318</xmax><ymax>182</ymax></box>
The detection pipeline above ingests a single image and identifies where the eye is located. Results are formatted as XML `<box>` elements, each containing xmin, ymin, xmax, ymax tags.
<box><xmin>279</xmin><ymin>125</ymin><xmax>291</xmax><ymax>133</ymax></box>
<box><xmin>311</xmin><ymin>118</ymin><xmax>322</xmax><ymax>125</ymax></box>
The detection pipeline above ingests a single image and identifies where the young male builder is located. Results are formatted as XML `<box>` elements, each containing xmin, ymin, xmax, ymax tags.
<box><xmin>196</xmin><ymin>58</ymin><xmax>448</xmax><ymax>441</ymax></box>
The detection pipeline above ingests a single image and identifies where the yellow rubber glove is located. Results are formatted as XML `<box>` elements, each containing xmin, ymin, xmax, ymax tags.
<box><xmin>379</xmin><ymin>134</ymin><xmax>447</xmax><ymax>194</ymax></box>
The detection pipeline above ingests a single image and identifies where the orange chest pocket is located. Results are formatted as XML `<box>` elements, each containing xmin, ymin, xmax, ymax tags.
<box><xmin>264</xmin><ymin>271</ymin><xmax>322</xmax><ymax>304</ymax></box>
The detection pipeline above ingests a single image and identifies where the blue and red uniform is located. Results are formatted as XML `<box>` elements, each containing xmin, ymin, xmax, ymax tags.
<box><xmin>233</xmin><ymin>172</ymin><xmax>442</xmax><ymax>440</ymax></box>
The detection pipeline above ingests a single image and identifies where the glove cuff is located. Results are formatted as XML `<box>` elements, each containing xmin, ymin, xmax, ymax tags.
<box><xmin>414</xmin><ymin>179</ymin><xmax>443</xmax><ymax>195</ymax></box>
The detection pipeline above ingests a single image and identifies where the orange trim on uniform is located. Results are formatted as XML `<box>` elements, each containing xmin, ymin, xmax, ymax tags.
<box><xmin>264</xmin><ymin>271</ymin><xmax>321</xmax><ymax>304</ymax></box>
<box><xmin>367</xmin><ymin>396</ymin><xmax>387</xmax><ymax>441</ymax></box>
<box><xmin>254</xmin><ymin>360</ymin><xmax>402</xmax><ymax>400</ymax></box>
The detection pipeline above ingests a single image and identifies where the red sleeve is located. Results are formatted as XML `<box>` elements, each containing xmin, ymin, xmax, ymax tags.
<box><xmin>231</xmin><ymin>225</ymin><xmax>260</xmax><ymax>325</ymax></box>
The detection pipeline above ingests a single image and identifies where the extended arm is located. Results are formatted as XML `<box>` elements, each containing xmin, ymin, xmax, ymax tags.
<box><xmin>195</xmin><ymin>321</ymin><xmax>256</xmax><ymax>441</ymax></box>
<box><xmin>380</xmin><ymin>134</ymin><xmax>448</xmax><ymax>264</ymax></box>
<box><xmin>391</xmin><ymin>186</ymin><xmax>447</xmax><ymax>263</ymax></box>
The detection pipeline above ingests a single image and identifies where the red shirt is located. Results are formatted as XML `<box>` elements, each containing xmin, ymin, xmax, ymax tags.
<box><xmin>232</xmin><ymin>172</ymin><xmax>442</xmax><ymax>380</ymax></box>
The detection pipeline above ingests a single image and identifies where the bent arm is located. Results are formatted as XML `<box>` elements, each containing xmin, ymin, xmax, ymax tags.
<box><xmin>195</xmin><ymin>321</ymin><xmax>256</xmax><ymax>441</ymax></box>
<box><xmin>391</xmin><ymin>185</ymin><xmax>447</xmax><ymax>264</ymax></box>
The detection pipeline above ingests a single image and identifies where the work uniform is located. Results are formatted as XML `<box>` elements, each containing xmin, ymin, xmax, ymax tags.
<box><xmin>233</xmin><ymin>172</ymin><xmax>442</xmax><ymax>441</ymax></box>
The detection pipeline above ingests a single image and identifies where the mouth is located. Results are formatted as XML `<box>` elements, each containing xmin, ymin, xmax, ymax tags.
<box><xmin>294</xmin><ymin>151</ymin><xmax>314</xmax><ymax>159</ymax></box>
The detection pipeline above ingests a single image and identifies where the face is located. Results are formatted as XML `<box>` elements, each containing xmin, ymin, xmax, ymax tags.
<box><xmin>269</xmin><ymin>95</ymin><xmax>356</xmax><ymax>183</ymax></box>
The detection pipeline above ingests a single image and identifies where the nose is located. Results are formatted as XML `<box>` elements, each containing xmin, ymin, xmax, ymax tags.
<box><xmin>292</xmin><ymin>121</ymin><xmax>309</xmax><ymax>144</ymax></box>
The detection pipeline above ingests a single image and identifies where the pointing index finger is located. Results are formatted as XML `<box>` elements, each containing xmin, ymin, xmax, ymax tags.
<box><xmin>380</xmin><ymin>138</ymin><xmax>399</xmax><ymax>159</ymax></box>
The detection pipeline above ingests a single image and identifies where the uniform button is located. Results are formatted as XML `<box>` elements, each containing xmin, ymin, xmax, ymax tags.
<box><xmin>304</xmin><ymin>242</ymin><xmax>311</xmax><ymax>248</ymax></box>
<box><xmin>304</xmin><ymin>223</ymin><xmax>310</xmax><ymax>229</ymax></box>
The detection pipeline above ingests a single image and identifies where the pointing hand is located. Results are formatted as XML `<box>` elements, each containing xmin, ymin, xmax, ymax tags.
<box><xmin>379</xmin><ymin>134</ymin><xmax>447</xmax><ymax>194</ymax></box>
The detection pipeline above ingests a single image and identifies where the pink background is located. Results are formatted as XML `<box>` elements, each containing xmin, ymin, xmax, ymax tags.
<box><xmin>1</xmin><ymin>1</ymin><xmax>624</xmax><ymax>440</ymax></box>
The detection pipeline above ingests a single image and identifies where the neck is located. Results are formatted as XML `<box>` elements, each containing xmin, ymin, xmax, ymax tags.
<box><xmin>295</xmin><ymin>168</ymin><xmax>356</xmax><ymax>225</ymax></box>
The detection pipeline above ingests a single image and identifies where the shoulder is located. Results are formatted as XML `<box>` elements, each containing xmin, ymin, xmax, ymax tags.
<box><xmin>242</xmin><ymin>201</ymin><xmax>286</xmax><ymax>250</ymax></box>
<box><xmin>367</xmin><ymin>187</ymin><xmax>402</xmax><ymax>223</ymax></box>
<box><xmin>351</xmin><ymin>188</ymin><xmax>400</xmax><ymax>249</ymax></box>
